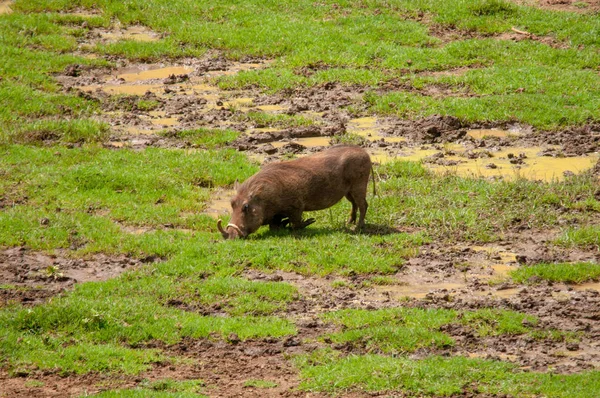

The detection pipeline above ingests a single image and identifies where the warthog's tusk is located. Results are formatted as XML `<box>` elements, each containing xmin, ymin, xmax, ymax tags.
<box><xmin>226</xmin><ymin>223</ymin><xmax>245</xmax><ymax>237</ymax></box>
<box><xmin>217</xmin><ymin>219</ymin><xmax>229</xmax><ymax>239</ymax></box>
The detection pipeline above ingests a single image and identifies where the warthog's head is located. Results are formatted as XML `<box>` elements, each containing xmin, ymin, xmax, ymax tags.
<box><xmin>217</xmin><ymin>188</ymin><xmax>265</xmax><ymax>239</ymax></box>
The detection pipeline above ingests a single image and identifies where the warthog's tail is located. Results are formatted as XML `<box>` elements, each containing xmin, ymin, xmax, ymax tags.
<box><xmin>371</xmin><ymin>164</ymin><xmax>377</xmax><ymax>196</ymax></box>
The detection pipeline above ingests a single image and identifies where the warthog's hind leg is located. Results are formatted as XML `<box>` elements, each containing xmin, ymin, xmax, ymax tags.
<box><xmin>345</xmin><ymin>193</ymin><xmax>358</xmax><ymax>224</ymax></box>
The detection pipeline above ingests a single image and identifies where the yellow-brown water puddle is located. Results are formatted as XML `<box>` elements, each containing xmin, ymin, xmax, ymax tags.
<box><xmin>118</xmin><ymin>66</ymin><xmax>195</xmax><ymax>82</ymax></box>
<box><xmin>348</xmin><ymin>116</ymin><xmax>406</xmax><ymax>143</ymax></box>
<box><xmin>202</xmin><ymin>189</ymin><xmax>235</xmax><ymax>219</ymax></box>
<box><xmin>271</xmin><ymin>136</ymin><xmax>331</xmax><ymax>149</ymax></box>
<box><xmin>469</xmin><ymin>245</ymin><xmax>517</xmax><ymax>277</ymax></box>
<box><xmin>249</xmin><ymin>127</ymin><xmax>281</xmax><ymax>134</ymax></box>
<box><xmin>372</xmin><ymin>144</ymin><xmax>597</xmax><ymax>181</ymax></box>
<box><xmin>203</xmin><ymin>97</ymin><xmax>255</xmax><ymax>111</ymax></box>
<box><xmin>99</xmin><ymin>26</ymin><xmax>159</xmax><ymax>42</ymax></box>
<box><xmin>148</xmin><ymin>111</ymin><xmax>178</xmax><ymax>127</ymax></box>
<box><xmin>467</xmin><ymin>352</ymin><xmax>519</xmax><ymax>362</ymax></box>
<box><xmin>0</xmin><ymin>0</ymin><xmax>13</xmax><ymax>14</ymax></box>
<box><xmin>80</xmin><ymin>83</ymin><xmax>164</xmax><ymax>96</ymax></box>
<box><xmin>125</xmin><ymin>126</ymin><xmax>157</xmax><ymax>135</ymax></box>
<box><xmin>255</xmin><ymin>104</ymin><xmax>287</xmax><ymax>112</ymax></box>
<box><xmin>444</xmin><ymin>147</ymin><xmax>596</xmax><ymax>182</ymax></box>
<box><xmin>467</xmin><ymin>129</ymin><xmax>518</xmax><ymax>140</ymax></box>
<box><xmin>374</xmin><ymin>281</ymin><xmax>466</xmax><ymax>300</ymax></box>
<box><xmin>572</xmin><ymin>281</ymin><xmax>600</xmax><ymax>293</ymax></box>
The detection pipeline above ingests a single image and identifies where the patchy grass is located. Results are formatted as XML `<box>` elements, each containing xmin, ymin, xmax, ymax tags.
<box><xmin>159</xmin><ymin>128</ymin><xmax>241</xmax><ymax>149</ymax></box>
<box><xmin>297</xmin><ymin>352</ymin><xmax>600</xmax><ymax>397</ymax></box>
<box><xmin>329</xmin><ymin>132</ymin><xmax>369</xmax><ymax>147</ymax></box>
<box><xmin>243</xmin><ymin>379</ymin><xmax>278</xmax><ymax>389</ymax></box>
<box><xmin>233</xmin><ymin>111</ymin><xmax>316</xmax><ymax>128</ymax></box>
<box><xmin>3</xmin><ymin>0</ymin><xmax>599</xmax><ymax>133</ymax></box>
<box><xmin>321</xmin><ymin>308</ymin><xmax>456</xmax><ymax>353</ymax></box>
<box><xmin>0</xmin><ymin>272</ymin><xmax>296</xmax><ymax>375</ymax></box>
<box><xmin>460</xmin><ymin>309</ymin><xmax>538</xmax><ymax>336</ymax></box>
<box><xmin>375</xmin><ymin>160</ymin><xmax>600</xmax><ymax>242</ymax></box>
<box><xmin>511</xmin><ymin>262</ymin><xmax>600</xmax><ymax>284</ymax></box>
<box><xmin>172</xmin><ymin>276</ymin><xmax>298</xmax><ymax>316</ymax></box>
<box><xmin>0</xmin><ymin>145</ymin><xmax>257</xmax><ymax>252</ymax></box>
<box><xmin>558</xmin><ymin>225</ymin><xmax>600</xmax><ymax>249</ymax></box>
<box><xmin>320</xmin><ymin>308</ymin><xmax>540</xmax><ymax>353</ymax></box>
<box><xmin>2</xmin><ymin>1</ymin><xmax>600</xmax><ymax>394</ymax></box>
<box><xmin>91</xmin><ymin>378</ymin><xmax>207</xmax><ymax>397</ymax></box>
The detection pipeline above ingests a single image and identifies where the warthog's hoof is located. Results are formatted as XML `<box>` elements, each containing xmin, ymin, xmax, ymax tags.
<box><xmin>296</xmin><ymin>218</ymin><xmax>316</xmax><ymax>229</ymax></box>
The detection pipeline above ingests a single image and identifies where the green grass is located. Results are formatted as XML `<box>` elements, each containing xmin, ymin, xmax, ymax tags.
<box><xmin>321</xmin><ymin>308</ymin><xmax>456</xmax><ymax>353</ymax></box>
<box><xmin>90</xmin><ymin>378</ymin><xmax>206</xmax><ymax>397</ymax></box>
<box><xmin>558</xmin><ymin>225</ymin><xmax>600</xmax><ymax>248</ymax></box>
<box><xmin>459</xmin><ymin>308</ymin><xmax>537</xmax><ymax>336</ymax></box>
<box><xmin>320</xmin><ymin>308</ymin><xmax>542</xmax><ymax>354</ymax></box>
<box><xmin>329</xmin><ymin>132</ymin><xmax>369</xmax><ymax>146</ymax></box>
<box><xmin>2</xmin><ymin>0</ymin><xmax>599</xmax><ymax>134</ymax></box>
<box><xmin>243</xmin><ymin>379</ymin><xmax>278</xmax><ymax>389</ymax></box>
<box><xmin>375</xmin><ymin>160</ymin><xmax>599</xmax><ymax>242</ymax></box>
<box><xmin>159</xmin><ymin>128</ymin><xmax>241</xmax><ymax>149</ymax></box>
<box><xmin>173</xmin><ymin>276</ymin><xmax>298</xmax><ymax>316</ymax></box>
<box><xmin>234</xmin><ymin>111</ymin><xmax>316</xmax><ymax>128</ymax></box>
<box><xmin>511</xmin><ymin>262</ymin><xmax>600</xmax><ymax>284</ymax></box>
<box><xmin>297</xmin><ymin>352</ymin><xmax>600</xmax><ymax>397</ymax></box>
<box><xmin>0</xmin><ymin>145</ymin><xmax>257</xmax><ymax>252</ymax></box>
<box><xmin>0</xmin><ymin>271</ymin><xmax>297</xmax><ymax>375</ymax></box>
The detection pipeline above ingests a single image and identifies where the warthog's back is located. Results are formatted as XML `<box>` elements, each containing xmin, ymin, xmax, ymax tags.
<box><xmin>258</xmin><ymin>145</ymin><xmax>372</xmax><ymax>211</ymax></box>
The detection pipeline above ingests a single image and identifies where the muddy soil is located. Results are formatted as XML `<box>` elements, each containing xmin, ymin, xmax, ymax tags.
<box><xmin>0</xmin><ymin>247</ymin><xmax>147</xmax><ymax>306</ymax></box>
<box><xmin>240</xmin><ymin>233</ymin><xmax>600</xmax><ymax>375</ymax></box>
<box><xmin>53</xmin><ymin>53</ymin><xmax>599</xmax><ymax>186</ymax></box>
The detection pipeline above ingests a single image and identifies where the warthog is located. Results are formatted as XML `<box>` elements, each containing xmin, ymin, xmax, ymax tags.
<box><xmin>217</xmin><ymin>145</ymin><xmax>375</xmax><ymax>239</ymax></box>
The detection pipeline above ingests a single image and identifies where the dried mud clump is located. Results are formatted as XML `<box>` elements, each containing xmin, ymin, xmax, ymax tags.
<box><xmin>382</xmin><ymin>115</ymin><xmax>467</xmax><ymax>144</ymax></box>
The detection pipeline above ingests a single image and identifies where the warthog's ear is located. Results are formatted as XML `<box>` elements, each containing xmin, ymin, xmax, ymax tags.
<box><xmin>233</xmin><ymin>180</ymin><xmax>240</xmax><ymax>191</ymax></box>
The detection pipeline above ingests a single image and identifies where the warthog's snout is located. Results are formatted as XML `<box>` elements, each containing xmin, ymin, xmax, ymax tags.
<box><xmin>217</xmin><ymin>219</ymin><xmax>246</xmax><ymax>240</ymax></box>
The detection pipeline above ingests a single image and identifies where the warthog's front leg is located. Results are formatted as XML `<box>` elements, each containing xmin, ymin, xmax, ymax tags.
<box><xmin>288</xmin><ymin>211</ymin><xmax>315</xmax><ymax>230</ymax></box>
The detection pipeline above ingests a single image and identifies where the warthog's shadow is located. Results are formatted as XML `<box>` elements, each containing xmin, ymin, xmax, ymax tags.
<box><xmin>251</xmin><ymin>223</ymin><xmax>401</xmax><ymax>240</ymax></box>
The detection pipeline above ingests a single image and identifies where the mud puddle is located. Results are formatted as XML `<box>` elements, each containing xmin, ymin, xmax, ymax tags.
<box><xmin>98</xmin><ymin>25</ymin><xmax>160</xmax><ymax>43</ymax></box>
<box><xmin>65</xmin><ymin>57</ymin><xmax>599</xmax><ymax>181</ymax></box>
<box><xmin>0</xmin><ymin>247</ymin><xmax>148</xmax><ymax>306</ymax></box>
<box><xmin>201</xmin><ymin>189</ymin><xmax>235</xmax><ymax>219</ymax></box>
<box><xmin>244</xmin><ymin>268</ymin><xmax>600</xmax><ymax>373</ymax></box>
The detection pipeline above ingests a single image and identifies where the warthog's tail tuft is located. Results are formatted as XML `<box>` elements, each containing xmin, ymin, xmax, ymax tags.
<box><xmin>371</xmin><ymin>164</ymin><xmax>377</xmax><ymax>196</ymax></box>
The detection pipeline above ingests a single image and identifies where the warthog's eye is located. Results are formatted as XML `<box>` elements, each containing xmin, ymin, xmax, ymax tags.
<box><xmin>242</xmin><ymin>203</ymin><xmax>249</xmax><ymax>213</ymax></box>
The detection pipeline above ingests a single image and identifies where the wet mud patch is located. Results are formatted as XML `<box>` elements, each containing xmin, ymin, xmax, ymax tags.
<box><xmin>237</xmin><ymin>236</ymin><xmax>600</xmax><ymax>374</ymax></box>
<box><xmin>0</xmin><ymin>247</ymin><xmax>144</xmax><ymax>307</ymax></box>
<box><xmin>201</xmin><ymin>189</ymin><xmax>235</xmax><ymax>220</ymax></box>
<box><xmin>418</xmin><ymin>283</ymin><xmax>600</xmax><ymax>373</ymax></box>
<box><xmin>0</xmin><ymin>369</ymin><xmax>135</xmax><ymax>398</ymax></box>
<box><xmin>57</xmin><ymin>55</ymin><xmax>599</xmax><ymax>181</ymax></box>
<box><xmin>124</xmin><ymin>336</ymin><xmax>376</xmax><ymax>398</ymax></box>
